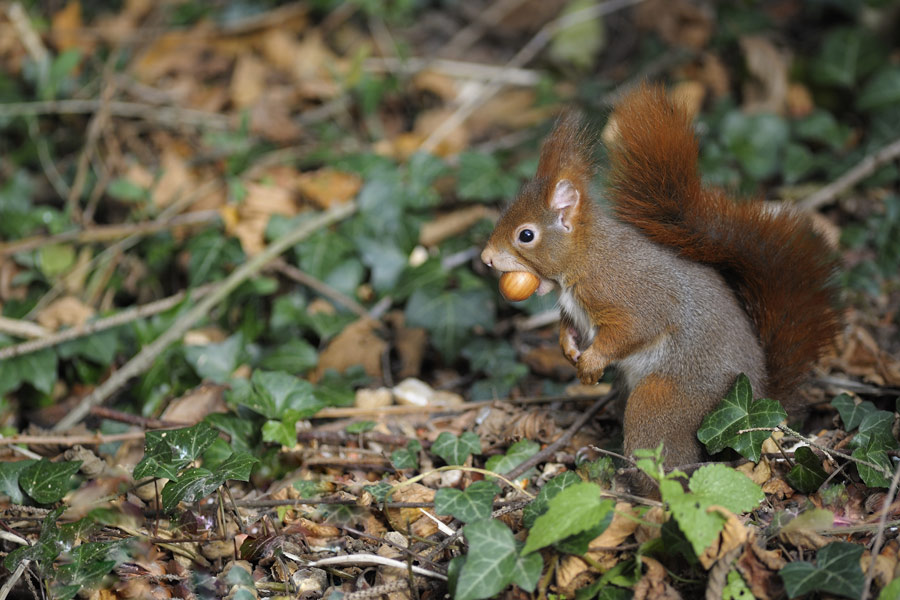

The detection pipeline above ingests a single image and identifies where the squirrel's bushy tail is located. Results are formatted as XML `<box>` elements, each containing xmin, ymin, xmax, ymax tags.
<box><xmin>606</xmin><ymin>84</ymin><xmax>840</xmax><ymax>401</ymax></box>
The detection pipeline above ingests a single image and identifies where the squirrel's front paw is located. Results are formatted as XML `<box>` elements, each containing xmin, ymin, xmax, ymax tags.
<box><xmin>576</xmin><ymin>348</ymin><xmax>606</xmax><ymax>384</ymax></box>
<box><xmin>560</xmin><ymin>327</ymin><xmax>581</xmax><ymax>365</ymax></box>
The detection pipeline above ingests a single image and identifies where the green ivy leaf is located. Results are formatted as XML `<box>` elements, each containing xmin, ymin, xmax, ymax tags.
<box><xmin>183</xmin><ymin>334</ymin><xmax>243</xmax><ymax>383</ymax></box>
<box><xmin>456</xmin><ymin>519</ymin><xmax>519</xmax><ymax>600</ymax></box>
<box><xmin>434</xmin><ymin>481</ymin><xmax>499</xmax><ymax>522</ymax></box>
<box><xmin>0</xmin><ymin>348</ymin><xmax>58</xmax><ymax>396</ymax></box>
<box><xmin>779</xmin><ymin>542</ymin><xmax>864</xmax><ymax>599</ymax></box>
<box><xmin>346</xmin><ymin>420</ymin><xmax>376</xmax><ymax>434</ymax></box>
<box><xmin>3</xmin><ymin>507</ymin><xmax>68</xmax><ymax>571</ymax></box>
<box><xmin>19</xmin><ymin>458</ymin><xmax>82</xmax><ymax>504</ymax></box>
<box><xmin>391</xmin><ymin>439</ymin><xmax>422</xmax><ymax>470</ymax></box>
<box><xmin>161</xmin><ymin>468</ymin><xmax>221</xmax><ymax>512</ymax></box>
<box><xmin>457</xmin><ymin>152</ymin><xmax>519</xmax><ymax>202</ymax></box>
<box><xmin>485</xmin><ymin>439</ymin><xmax>540</xmax><ymax>479</ymax></box>
<box><xmin>785</xmin><ymin>447</ymin><xmax>828</xmax><ymax>493</ymax></box>
<box><xmin>523</xmin><ymin>470</ymin><xmax>582</xmax><ymax>529</ymax></box>
<box><xmin>259</xmin><ymin>338</ymin><xmax>319</xmax><ymax>374</ymax></box>
<box><xmin>405</xmin><ymin>287</ymin><xmax>495</xmax><ymax>360</ymax></box>
<box><xmin>851</xmin><ymin>410</ymin><xmax>898</xmax><ymax>450</ymax></box>
<box><xmin>697</xmin><ymin>374</ymin><xmax>787</xmax><ymax>462</ymax></box>
<box><xmin>133</xmin><ymin>422</ymin><xmax>219</xmax><ymax>480</ymax></box>
<box><xmin>216</xmin><ymin>451</ymin><xmax>258</xmax><ymax>481</ymax></box>
<box><xmin>432</xmin><ymin>431</ymin><xmax>482</xmax><ymax>466</ymax></box>
<box><xmin>57</xmin><ymin>329</ymin><xmax>120</xmax><ymax>366</ymax></box>
<box><xmin>852</xmin><ymin>446</ymin><xmax>892</xmax><ymax>488</ymax></box>
<box><xmin>511</xmin><ymin>543</ymin><xmax>543</xmax><ymax>593</ymax></box>
<box><xmin>858</xmin><ymin>67</ymin><xmax>900</xmax><ymax>111</ymax></box>
<box><xmin>720</xmin><ymin>112</ymin><xmax>789</xmax><ymax>180</ymax></box>
<box><xmin>186</xmin><ymin>229</ymin><xmax>245</xmax><ymax>286</ymax></box>
<box><xmin>243</xmin><ymin>370</ymin><xmax>322</xmax><ymax>420</ymax></box>
<box><xmin>523</xmin><ymin>482</ymin><xmax>613</xmax><ymax>555</ymax></box>
<box><xmin>832</xmin><ymin>394</ymin><xmax>875</xmax><ymax>431</ymax></box>
<box><xmin>0</xmin><ymin>459</ymin><xmax>35</xmax><ymax>505</ymax></box>
<box><xmin>810</xmin><ymin>28</ymin><xmax>882</xmax><ymax>88</ymax></box>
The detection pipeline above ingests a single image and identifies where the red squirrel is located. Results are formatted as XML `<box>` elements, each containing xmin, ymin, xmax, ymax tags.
<box><xmin>481</xmin><ymin>84</ymin><xmax>840</xmax><ymax>472</ymax></box>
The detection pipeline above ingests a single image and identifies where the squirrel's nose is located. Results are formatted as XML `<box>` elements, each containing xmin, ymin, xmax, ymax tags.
<box><xmin>481</xmin><ymin>246</ymin><xmax>494</xmax><ymax>267</ymax></box>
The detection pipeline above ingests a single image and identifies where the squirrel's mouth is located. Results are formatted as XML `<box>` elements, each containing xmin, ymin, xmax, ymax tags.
<box><xmin>481</xmin><ymin>245</ymin><xmax>557</xmax><ymax>296</ymax></box>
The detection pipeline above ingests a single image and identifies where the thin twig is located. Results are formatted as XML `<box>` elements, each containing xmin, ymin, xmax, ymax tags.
<box><xmin>777</xmin><ymin>424</ymin><xmax>894</xmax><ymax>479</ymax></box>
<box><xmin>0</xmin><ymin>283</ymin><xmax>215</xmax><ymax>360</ymax></box>
<box><xmin>861</xmin><ymin>461</ymin><xmax>900</xmax><ymax>600</ymax></box>
<box><xmin>503</xmin><ymin>390</ymin><xmax>616</xmax><ymax>481</ymax></box>
<box><xmin>800</xmin><ymin>135</ymin><xmax>900</xmax><ymax>211</ymax></box>
<box><xmin>52</xmin><ymin>201</ymin><xmax>357</xmax><ymax>431</ymax></box>
<box><xmin>0</xmin><ymin>99</ymin><xmax>233</xmax><ymax>130</ymax></box>
<box><xmin>301</xmin><ymin>553</ymin><xmax>447</xmax><ymax>580</ymax></box>
<box><xmin>0</xmin><ymin>316</ymin><xmax>49</xmax><ymax>340</ymax></box>
<box><xmin>419</xmin><ymin>0</ymin><xmax>644</xmax><ymax>154</ymax></box>
<box><xmin>0</xmin><ymin>559</ymin><xmax>29</xmax><ymax>600</ymax></box>
<box><xmin>272</xmin><ymin>260</ymin><xmax>375</xmax><ymax>322</ymax></box>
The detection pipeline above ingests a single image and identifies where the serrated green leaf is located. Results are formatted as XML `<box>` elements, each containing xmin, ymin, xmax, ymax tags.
<box><xmin>832</xmin><ymin>394</ymin><xmax>875</xmax><ymax>431</ymax></box>
<box><xmin>432</xmin><ymin>431</ymin><xmax>482</xmax><ymax>466</ymax></box>
<box><xmin>183</xmin><ymin>334</ymin><xmax>243</xmax><ymax>383</ymax></box>
<box><xmin>523</xmin><ymin>470</ymin><xmax>582</xmax><ymax>528</ymax></box>
<box><xmin>785</xmin><ymin>447</ymin><xmax>828</xmax><ymax>493</ymax></box>
<box><xmin>697</xmin><ymin>374</ymin><xmax>787</xmax><ymax>462</ymax></box>
<box><xmin>661</xmin><ymin>465</ymin><xmax>762</xmax><ymax>556</ymax></box>
<box><xmin>553</xmin><ymin>511</ymin><xmax>615</xmax><ymax>555</ymax></box>
<box><xmin>19</xmin><ymin>458</ymin><xmax>82</xmax><ymax>504</ymax></box>
<box><xmin>456</xmin><ymin>519</ymin><xmax>518</xmax><ymax>600</ymax></box>
<box><xmin>434</xmin><ymin>481</ymin><xmax>499</xmax><ymax>522</ymax></box>
<box><xmin>0</xmin><ymin>459</ymin><xmax>34</xmax><ymax>504</ymax></box>
<box><xmin>523</xmin><ymin>482</ymin><xmax>613</xmax><ymax>555</ymax></box>
<box><xmin>485</xmin><ymin>439</ymin><xmax>540</xmax><ymax>479</ymax></box>
<box><xmin>779</xmin><ymin>541</ymin><xmax>864</xmax><ymax>599</ymax></box>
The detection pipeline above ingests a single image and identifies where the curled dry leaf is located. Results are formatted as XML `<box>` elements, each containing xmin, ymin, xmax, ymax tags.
<box><xmin>160</xmin><ymin>383</ymin><xmax>228</xmax><ymax>424</ymax></box>
<box><xmin>635</xmin><ymin>506</ymin><xmax>665</xmax><ymax>544</ymax></box>
<box><xmin>736</xmin><ymin>539</ymin><xmax>786</xmax><ymax>600</ymax></box>
<box><xmin>633</xmin><ymin>556</ymin><xmax>682</xmax><ymax>600</ymax></box>
<box><xmin>698</xmin><ymin>505</ymin><xmax>749</xmax><ymax>570</ymax></box>
<box><xmin>736</xmin><ymin>457</ymin><xmax>772</xmax><ymax>486</ymax></box>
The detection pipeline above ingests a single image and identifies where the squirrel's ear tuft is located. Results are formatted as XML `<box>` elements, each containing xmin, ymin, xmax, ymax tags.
<box><xmin>536</xmin><ymin>111</ymin><xmax>596</xmax><ymax>190</ymax></box>
<box><xmin>550</xmin><ymin>179</ymin><xmax>579</xmax><ymax>231</ymax></box>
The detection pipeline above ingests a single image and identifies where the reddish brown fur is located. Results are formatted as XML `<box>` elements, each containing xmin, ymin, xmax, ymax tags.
<box><xmin>606</xmin><ymin>84</ymin><xmax>841</xmax><ymax>403</ymax></box>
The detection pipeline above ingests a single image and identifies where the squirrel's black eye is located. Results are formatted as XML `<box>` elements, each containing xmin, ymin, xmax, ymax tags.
<box><xmin>518</xmin><ymin>229</ymin><xmax>535</xmax><ymax>243</ymax></box>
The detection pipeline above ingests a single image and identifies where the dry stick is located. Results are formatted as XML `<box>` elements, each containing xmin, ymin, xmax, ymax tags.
<box><xmin>0</xmin><ymin>284</ymin><xmax>216</xmax><ymax>361</ymax></box>
<box><xmin>0</xmin><ymin>316</ymin><xmax>48</xmax><ymax>340</ymax></box>
<box><xmin>799</xmin><ymin>134</ymin><xmax>900</xmax><ymax>211</ymax></box>
<box><xmin>272</xmin><ymin>260</ymin><xmax>374</xmax><ymax>322</ymax></box>
<box><xmin>419</xmin><ymin>0</ymin><xmax>645</xmax><ymax>154</ymax></box>
<box><xmin>52</xmin><ymin>201</ymin><xmax>357</xmax><ymax>431</ymax></box>
<box><xmin>0</xmin><ymin>99</ymin><xmax>233</xmax><ymax>130</ymax></box>
<box><xmin>1</xmin><ymin>207</ymin><xmax>220</xmax><ymax>257</ymax></box>
<box><xmin>861</xmin><ymin>461</ymin><xmax>900</xmax><ymax>600</ymax></box>
<box><xmin>503</xmin><ymin>390</ymin><xmax>616</xmax><ymax>481</ymax></box>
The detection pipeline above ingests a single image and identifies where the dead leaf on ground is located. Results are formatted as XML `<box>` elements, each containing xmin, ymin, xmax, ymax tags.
<box><xmin>786</xmin><ymin>82</ymin><xmax>815</xmax><ymax>118</ymax></box>
<box><xmin>52</xmin><ymin>1</ymin><xmax>93</xmax><ymax>54</ymax></box>
<box><xmin>736</xmin><ymin>540</ymin><xmax>786</xmax><ymax>600</ymax></box>
<box><xmin>229</xmin><ymin>181</ymin><xmax>299</xmax><ymax>255</ymax></box>
<box><xmin>698</xmin><ymin>506</ymin><xmax>749</xmax><ymax>569</ymax></box>
<box><xmin>740</xmin><ymin>35</ymin><xmax>790</xmax><ymax>114</ymax></box>
<box><xmin>633</xmin><ymin>556</ymin><xmax>682</xmax><ymax>600</ymax></box>
<box><xmin>230</xmin><ymin>52</ymin><xmax>268</xmax><ymax>109</ymax></box>
<box><xmin>419</xmin><ymin>205</ymin><xmax>495</xmax><ymax>247</ymax></box>
<box><xmin>311</xmin><ymin>318</ymin><xmax>386</xmax><ymax>383</ymax></box>
<box><xmin>296</xmin><ymin>168</ymin><xmax>362</xmax><ymax>209</ymax></box>
<box><xmin>160</xmin><ymin>383</ymin><xmax>228</xmax><ymax>424</ymax></box>
<box><xmin>36</xmin><ymin>296</ymin><xmax>95</xmax><ymax>330</ymax></box>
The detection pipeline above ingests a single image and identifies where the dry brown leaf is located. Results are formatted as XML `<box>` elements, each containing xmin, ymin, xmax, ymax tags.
<box><xmin>522</xmin><ymin>346</ymin><xmax>577</xmax><ymax>379</ymax></box>
<box><xmin>387</xmin><ymin>311</ymin><xmax>427</xmax><ymax>379</ymax></box>
<box><xmin>160</xmin><ymin>384</ymin><xmax>228</xmax><ymax>424</ymax></box>
<box><xmin>132</xmin><ymin>27</ymin><xmax>211</xmax><ymax>82</ymax></box>
<box><xmin>636</xmin><ymin>0</ymin><xmax>712</xmax><ymax>50</ymax></box>
<box><xmin>311</xmin><ymin>318</ymin><xmax>386</xmax><ymax>383</ymax></box>
<box><xmin>413</xmin><ymin>69</ymin><xmax>458</xmax><ymax>101</ymax></box>
<box><xmin>787</xmin><ymin>82</ymin><xmax>815</xmax><ymax>118</ymax></box>
<box><xmin>557</xmin><ymin>555</ymin><xmax>600</xmax><ymax>597</ymax></box>
<box><xmin>476</xmin><ymin>403</ymin><xmax>558</xmax><ymax>444</ymax></box>
<box><xmin>736</xmin><ymin>458</ymin><xmax>772</xmax><ymax>486</ymax></box>
<box><xmin>230</xmin><ymin>52</ymin><xmax>267</xmax><ymax>109</ymax></box>
<box><xmin>231</xmin><ymin>181</ymin><xmax>299</xmax><ymax>254</ymax></box>
<box><xmin>698</xmin><ymin>506</ymin><xmax>749</xmax><ymax>569</ymax></box>
<box><xmin>52</xmin><ymin>1</ymin><xmax>92</xmax><ymax>53</ymax></box>
<box><xmin>250</xmin><ymin>88</ymin><xmax>303</xmax><ymax>142</ymax></box>
<box><xmin>418</xmin><ymin>205</ymin><xmax>495</xmax><ymax>247</ymax></box>
<box><xmin>736</xmin><ymin>540</ymin><xmax>786</xmax><ymax>600</ymax></box>
<box><xmin>670</xmin><ymin>80</ymin><xmax>706</xmax><ymax>120</ymax></box>
<box><xmin>761</xmin><ymin>476</ymin><xmax>794</xmax><ymax>499</ymax></box>
<box><xmin>634</xmin><ymin>506</ymin><xmax>665</xmax><ymax>544</ymax></box>
<box><xmin>471</xmin><ymin>88</ymin><xmax>555</xmax><ymax>131</ymax></box>
<box><xmin>633</xmin><ymin>556</ymin><xmax>682</xmax><ymax>600</ymax></box>
<box><xmin>740</xmin><ymin>35</ymin><xmax>790</xmax><ymax>114</ymax></box>
<box><xmin>36</xmin><ymin>296</ymin><xmax>94</xmax><ymax>330</ymax></box>
<box><xmin>152</xmin><ymin>148</ymin><xmax>195</xmax><ymax>209</ymax></box>
<box><xmin>296</xmin><ymin>168</ymin><xmax>362</xmax><ymax>209</ymax></box>
<box><xmin>292</xmin><ymin>32</ymin><xmax>341</xmax><ymax>99</ymax></box>
<box><xmin>413</xmin><ymin>108</ymin><xmax>470</xmax><ymax>157</ymax></box>
<box><xmin>863</xmin><ymin>545</ymin><xmax>898</xmax><ymax>589</ymax></box>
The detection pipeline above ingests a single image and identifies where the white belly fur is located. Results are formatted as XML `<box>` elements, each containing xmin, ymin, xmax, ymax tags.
<box><xmin>559</xmin><ymin>287</ymin><xmax>595</xmax><ymax>347</ymax></box>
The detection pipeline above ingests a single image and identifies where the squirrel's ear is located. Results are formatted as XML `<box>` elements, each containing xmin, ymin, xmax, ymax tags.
<box><xmin>550</xmin><ymin>179</ymin><xmax>579</xmax><ymax>232</ymax></box>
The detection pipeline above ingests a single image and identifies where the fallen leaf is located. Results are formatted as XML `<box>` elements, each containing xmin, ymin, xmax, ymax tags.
<box><xmin>52</xmin><ymin>1</ymin><xmax>92</xmax><ymax>53</ymax></box>
<box><xmin>296</xmin><ymin>168</ymin><xmax>362</xmax><ymax>209</ymax></box>
<box><xmin>740</xmin><ymin>35</ymin><xmax>790</xmax><ymax>114</ymax></box>
<box><xmin>36</xmin><ymin>296</ymin><xmax>94</xmax><ymax>330</ymax></box>
<box><xmin>160</xmin><ymin>383</ymin><xmax>228</xmax><ymax>424</ymax></box>
<box><xmin>633</xmin><ymin>556</ymin><xmax>682</xmax><ymax>600</ymax></box>
<box><xmin>231</xmin><ymin>52</ymin><xmax>268</xmax><ymax>109</ymax></box>
<box><xmin>698</xmin><ymin>506</ymin><xmax>749</xmax><ymax>569</ymax></box>
<box><xmin>787</xmin><ymin>82</ymin><xmax>815</xmax><ymax>118</ymax></box>
<box><xmin>311</xmin><ymin>318</ymin><xmax>386</xmax><ymax>383</ymax></box>
<box><xmin>418</xmin><ymin>205</ymin><xmax>494</xmax><ymax>247</ymax></box>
